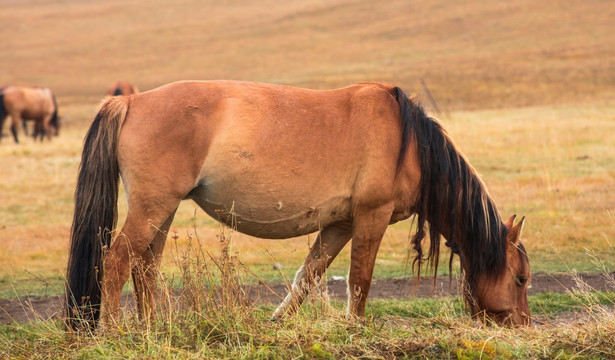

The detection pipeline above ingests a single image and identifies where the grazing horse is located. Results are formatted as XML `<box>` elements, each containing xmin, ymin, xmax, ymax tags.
<box><xmin>65</xmin><ymin>81</ymin><xmax>531</xmax><ymax>330</ymax></box>
<box><xmin>106</xmin><ymin>81</ymin><xmax>139</xmax><ymax>96</ymax></box>
<box><xmin>0</xmin><ymin>86</ymin><xmax>59</xmax><ymax>143</ymax></box>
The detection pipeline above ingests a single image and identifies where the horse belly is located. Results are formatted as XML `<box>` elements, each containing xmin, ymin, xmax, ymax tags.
<box><xmin>189</xmin><ymin>177</ymin><xmax>351</xmax><ymax>239</ymax></box>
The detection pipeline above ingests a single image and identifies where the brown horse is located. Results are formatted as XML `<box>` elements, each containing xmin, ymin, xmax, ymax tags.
<box><xmin>65</xmin><ymin>81</ymin><xmax>531</xmax><ymax>330</ymax></box>
<box><xmin>0</xmin><ymin>86</ymin><xmax>59</xmax><ymax>143</ymax></box>
<box><xmin>106</xmin><ymin>81</ymin><xmax>139</xmax><ymax>96</ymax></box>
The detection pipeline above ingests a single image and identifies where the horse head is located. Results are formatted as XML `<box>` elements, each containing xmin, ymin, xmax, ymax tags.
<box><xmin>467</xmin><ymin>215</ymin><xmax>531</xmax><ymax>326</ymax></box>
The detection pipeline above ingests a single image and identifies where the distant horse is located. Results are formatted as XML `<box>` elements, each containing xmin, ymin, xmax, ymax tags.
<box><xmin>0</xmin><ymin>86</ymin><xmax>59</xmax><ymax>143</ymax></box>
<box><xmin>65</xmin><ymin>81</ymin><xmax>531</xmax><ymax>330</ymax></box>
<box><xmin>106</xmin><ymin>81</ymin><xmax>139</xmax><ymax>96</ymax></box>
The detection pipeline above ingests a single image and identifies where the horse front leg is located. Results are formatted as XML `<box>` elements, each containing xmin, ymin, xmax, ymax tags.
<box><xmin>22</xmin><ymin>119</ymin><xmax>28</xmax><ymax>136</ymax></box>
<box><xmin>41</xmin><ymin>114</ymin><xmax>55</xmax><ymax>141</ymax></box>
<box><xmin>33</xmin><ymin>120</ymin><xmax>49</xmax><ymax>141</ymax></box>
<box><xmin>347</xmin><ymin>204</ymin><xmax>392</xmax><ymax>317</ymax></box>
<box><xmin>271</xmin><ymin>224</ymin><xmax>352</xmax><ymax>321</ymax></box>
<box><xmin>10</xmin><ymin>115</ymin><xmax>21</xmax><ymax>143</ymax></box>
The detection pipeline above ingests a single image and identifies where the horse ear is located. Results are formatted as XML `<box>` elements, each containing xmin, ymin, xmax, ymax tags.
<box><xmin>504</xmin><ymin>214</ymin><xmax>516</xmax><ymax>229</ymax></box>
<box><xmin>508</xmin><ymin>216</ymin><xmax>526</xmax><ymax>244</ymax></box>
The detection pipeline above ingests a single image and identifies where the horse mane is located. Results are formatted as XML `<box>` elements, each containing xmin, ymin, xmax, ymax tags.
<box><xmin>392</xmin><ymin>87</ymin><xmax>508</xmax><ymax>286</ymax></box>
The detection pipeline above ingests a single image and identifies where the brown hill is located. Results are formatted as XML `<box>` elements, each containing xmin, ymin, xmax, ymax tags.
<box><xmin>1</xmin><ymin>0</ymin><xmax>612</xmax><ymax>109</ymax></box>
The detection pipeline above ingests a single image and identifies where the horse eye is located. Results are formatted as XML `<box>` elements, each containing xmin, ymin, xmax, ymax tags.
<box><xmin>516</xmin><ymin>276</ymin><xmax>528</xmax><ymax>286</ymax></box>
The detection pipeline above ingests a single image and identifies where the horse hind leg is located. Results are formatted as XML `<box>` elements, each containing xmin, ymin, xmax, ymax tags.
<box><xmin>100</xmin><ymin>197</ymin><xmax>180</xmax><ymax>327</ymax></box>
<box><xmin>131</xmin><ymin>213</ymin><xmax>175</xmax><ymax>323</ymax></box>
<box><xmin>271</xmin><ymin>224</ymin><xmax>352</xmax><ymax>321</ymax></box>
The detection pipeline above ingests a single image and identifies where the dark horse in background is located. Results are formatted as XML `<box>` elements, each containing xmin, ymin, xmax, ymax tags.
<box><xmin>106</xmin><ymin>81</ymin><xmax>139</xmax><ymax>96</ymax></box>
<box><xmin>65</xmin><ymin>81</ymin><xmax>531</xmax><ymax>331</ymax></box>
<box><xmin>0</xmin><ymin>86</ymin><xmax>60</xmax><ymax>143</ymax></box>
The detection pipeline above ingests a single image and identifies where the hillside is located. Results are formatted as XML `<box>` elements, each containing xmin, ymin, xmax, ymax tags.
<box><xmin>1</xmin><ymin>0</ymin><xmax>613</xmax><ymax>110</ymax></box>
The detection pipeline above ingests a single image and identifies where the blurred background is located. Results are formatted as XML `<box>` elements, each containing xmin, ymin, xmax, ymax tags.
<box><xmin>2</xmin><ymin>0</ymin><xmax>612</xmax><ymax>109</ymax></box>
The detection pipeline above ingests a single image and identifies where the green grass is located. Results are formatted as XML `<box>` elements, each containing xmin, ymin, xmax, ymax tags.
<box><xmin>1</xmin><ymin>231</ymin><xmax>613</xmax><ymax>359</ymax></box>
<box><xmin>0</xmin><ymin>275</ymin><xmax>64</xmax><ymax>299</ymax></box>
<box><xmin>2</xmin><ymin>291</ymin><xmax>614</xmax><ymax>359</ymax></box>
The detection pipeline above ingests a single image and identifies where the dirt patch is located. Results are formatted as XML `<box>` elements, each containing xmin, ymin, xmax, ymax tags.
<box><xmin>1</xmin><ymin>272</ymin><xmax>613</xmax><ymax>325</ymax></box>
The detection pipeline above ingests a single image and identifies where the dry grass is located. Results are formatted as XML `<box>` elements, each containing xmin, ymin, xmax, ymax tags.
<box><xmin>1</xmin><ymin>0</ymin><xmax>613</xmax><ymax>109</ymax></box>
<box><xmin>1</xmin><ymin>101</ymin><xmax>613</xmax><ymax>296</ymax></box>
<box><xmin>1</xmin><ymin>229</ymin><xmax>614</xmax><ymax>359</ymax></box>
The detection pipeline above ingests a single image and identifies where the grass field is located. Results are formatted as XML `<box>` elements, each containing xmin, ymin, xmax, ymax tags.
<box><xmin>0</xmin><ymin>101</ymin><xmax>613</xmax><ymax>299</ymax></box>
<box><xmin>1</xmin><ymin>0</ymin><xmax>614</xmax><ymax>358</ymax></box>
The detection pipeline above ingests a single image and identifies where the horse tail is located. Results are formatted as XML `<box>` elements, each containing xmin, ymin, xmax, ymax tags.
<box><xmin>65</xmin><ymin>96</ymin><xmax>128</xmax><ymax>330</ymax></box>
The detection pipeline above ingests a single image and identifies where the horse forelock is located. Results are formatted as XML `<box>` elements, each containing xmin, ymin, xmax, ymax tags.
<box><xmin>394</xmin><ymin>87</ymin><xmax>507</xmax><ymax>284</ymax></box>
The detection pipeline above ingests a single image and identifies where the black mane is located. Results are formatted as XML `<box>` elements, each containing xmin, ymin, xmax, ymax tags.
<box><xmin>393</xmin><ymin>87</ymin><xmax>508</xmax><ymax>286</ymax></box>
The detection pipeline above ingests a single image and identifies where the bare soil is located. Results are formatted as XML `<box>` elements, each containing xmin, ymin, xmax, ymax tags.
<box><xmin>1</xmin><ymin>272</ymin><xmax>613</xmax><ymax>325</ymax></box>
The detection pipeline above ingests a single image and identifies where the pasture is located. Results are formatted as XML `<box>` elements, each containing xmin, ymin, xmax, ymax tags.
<box><xmin>1</xmin><ymin>0</ymin><xmax>614</xmax><ymax>358</ymax></box>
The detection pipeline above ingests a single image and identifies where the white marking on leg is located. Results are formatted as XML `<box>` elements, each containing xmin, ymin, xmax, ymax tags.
<box><xmin>346</xmin><ymin>270</ymin><xmax>351</xmax><ymax>317</ymax></box>
<box><xmin>345</xmin><ymin>270</ymin><xmax>363</xmax><ymax>317</ymax></box>
<box><xmin>272</xmin><ymin>265</ymin><xmax>307</xmax><ymax>319</ymax></box>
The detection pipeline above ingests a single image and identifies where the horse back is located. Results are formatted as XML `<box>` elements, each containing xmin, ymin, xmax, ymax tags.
<box><xmin>2</xmin><ymin>86</ymin><xmax>54</xmax><ymax>116</ymax></box>
<box><xmin>120</xmin><ymin>80</ymin><xmax>402</xmax><ymax>182</ymax></box>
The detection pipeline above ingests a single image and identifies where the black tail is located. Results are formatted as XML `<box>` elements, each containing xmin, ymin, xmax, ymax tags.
<box><xmin>65</xmin><ymin>97</ymin><xmax>127</xmax><ymax>330</ymax></box>
<box><xmin>393</xmin><ymin>87</ymin><xmax>507</xmax><ymax>284</ymax></box>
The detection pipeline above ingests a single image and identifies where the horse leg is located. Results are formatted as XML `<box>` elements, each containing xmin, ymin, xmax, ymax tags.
<box><xmin>36</xmin><ymin>122</ymin><xmax>44</xmax><ymax>141</ymax></box>
<box><xmin>32</xmin><ymin>121</ymin><xmax>41</xmax><ymax>141</ymax></box>
<box><xmin>33</xmin><ymin>120</ymin><xmax>48</xmax><ymax>141</ymax></box>
<box><xmin>347</xmin><ymin>205</ymin><xmax>392</xmax><ymax>317</ymax></box>
<box><xmin>41</xmin><ymin>114</ymin><xmax>54</xmax><ymax>141</ymax></box>
<box><xmin>100</xmin><ymin>198</ymin><xmax>179</xmax><ymax>327</ymax></box>
<box><xmin>10</xmin><ymin>114</ymin><xmax>21</xmax><ymax>143</ymax></box>
<box><xmin>131</xmin><ymin>213</ymin><xmax>175</xmax><ymax>322</ymax></box>
<box><xmin>271</xmin><ymin>224</ymin><xmax>352</xmax><ymax>320</ymax></box>
<box><xmin>0</xmin><ymin>115</ymin><xmax>5</xmax><ymax>142</ymax></box>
